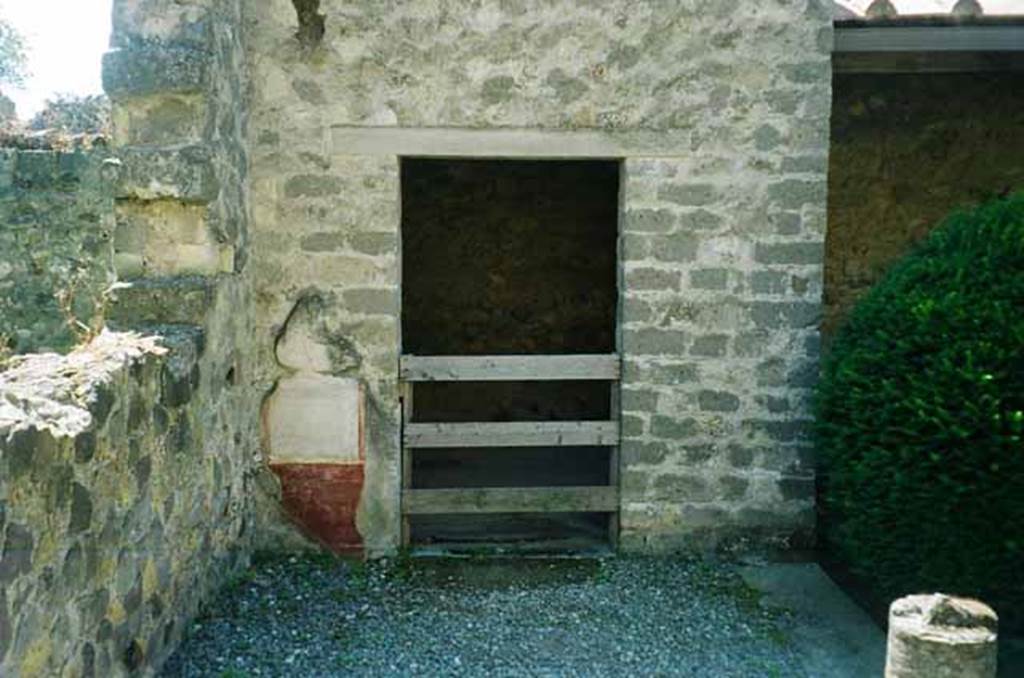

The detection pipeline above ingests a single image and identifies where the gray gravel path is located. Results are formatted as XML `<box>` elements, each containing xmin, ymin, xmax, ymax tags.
<box><xmin>162</xmin><ymin>554</ymin><xmax>806</xmax><ymax>677</ymax></box>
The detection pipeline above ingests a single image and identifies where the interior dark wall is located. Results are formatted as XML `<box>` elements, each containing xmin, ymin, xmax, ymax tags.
<box><xmin>401</xmin><ymin>159</ymin><xmax>620</xmax><ymax>355</ymax></box>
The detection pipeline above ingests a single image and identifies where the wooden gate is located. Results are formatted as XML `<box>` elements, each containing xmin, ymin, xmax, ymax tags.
<box><xmin>399</xmin><ymin>353</ymin><xmax>621</xmax><ymax>549</ymax></box>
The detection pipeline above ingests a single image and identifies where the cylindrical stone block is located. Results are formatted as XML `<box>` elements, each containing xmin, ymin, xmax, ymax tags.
<box><xmin>885</xmin><ymin>593</ymin><xmax>998</xmax><ymax>678</ymax></box>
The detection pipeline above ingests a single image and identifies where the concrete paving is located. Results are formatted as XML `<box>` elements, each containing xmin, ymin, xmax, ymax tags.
<box><xmin>740</xmin><ymin>562</ymin><xmax>887</xmax><ymax>678</ymax></box>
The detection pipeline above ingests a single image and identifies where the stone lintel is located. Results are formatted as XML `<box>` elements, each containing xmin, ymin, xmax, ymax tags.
<box><xmin>329</xmin><ymin>127</ymin><xmax>695</xmax><ymax>159</ymax></box>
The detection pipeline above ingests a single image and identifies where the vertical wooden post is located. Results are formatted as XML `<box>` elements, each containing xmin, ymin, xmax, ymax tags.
<box><xmin>400</xmin><ymin>381</ymin><xmax>414</xmax><ymax>547</ymax></box>
<box><xmin>608</xmin><ymin>378</ymin><xmax>620</xmax><ymax>548</ymax></box>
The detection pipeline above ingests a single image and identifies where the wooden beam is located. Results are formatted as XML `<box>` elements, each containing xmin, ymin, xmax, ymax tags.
<box><xmin>834</xmin><ymin>26</ymin><xmax>1024</xmax><ymax>53</ymax></box>
<box><xmin>400</xmin><ymin>382</ymin><xmax>414</xmax><ymax>546</ymax></box>
<box><xmin>403</xmin><ymin>421</ymin><xmax>620</xmax><ymax>448</ymax></box>
<box><xmin>402</xmin><ymin>486</ymin><xmax>619</xmax><ymax>515</ymax></box>
<box><xmin>833</xmin><ymin>50</ymin><xmax>1024</xmax><ymax>73</ymax></box>
<box><xmin>400</xmin><ymin>354</ymin><xmax>620</xmax><ymax>382</ymax></box>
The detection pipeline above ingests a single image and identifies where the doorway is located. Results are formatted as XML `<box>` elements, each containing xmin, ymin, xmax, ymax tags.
<box><xmin>399</xmin><ymin>158</ymin><xmax>621</xmax><ymax>553</ymax></box>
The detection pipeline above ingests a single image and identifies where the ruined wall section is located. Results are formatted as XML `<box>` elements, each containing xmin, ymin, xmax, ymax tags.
<box><xmin>8</xmin><ymin>0</ymin><xmax>268</xmax><ymax>673</ymax></box>
<box><xmin>0</xmin><ymin>150</ymin><xmax>116</xmax><ymax>355</ymax></box>
<box><xmin>243</xmin><ymin>0</ymin><xmax>833</xmax><ymax>553</ymax></box>
<box><xmin>0</xmin><ymin>329</ymin><xmax>252</xmax><ymax>676</ymax></box>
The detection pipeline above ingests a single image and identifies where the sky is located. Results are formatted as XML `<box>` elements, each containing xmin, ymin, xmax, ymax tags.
<box><xmin>0</xmin><ymin>0</ymin><xmax>112</xmax><ymax>118</ymax></box>
<box><xmin>0</xmin><ymin>0</ymin><xmax>1023</xmax><ymax>119</ymax></box>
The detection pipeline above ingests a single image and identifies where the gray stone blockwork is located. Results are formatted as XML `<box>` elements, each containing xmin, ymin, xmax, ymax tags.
<box><xmin>0</xmin><ymin>0</ymin><xmax>835</xmax><ymax>673</ymax></box>
<box><xmin>0</xmin><ymin>0</ymin><xmax>264</xmax><ymax>674</ymax></box>
<box><xmin>244</xmin><ymin>0</ymin><xmax>833</xmax><ymax>552</ymax></box>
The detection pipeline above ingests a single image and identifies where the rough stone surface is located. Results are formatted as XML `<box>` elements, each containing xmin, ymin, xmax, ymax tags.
<box><xmin>0</xmin><ymin>150</ymin><xmax>116</xmax><ymax>354</ymax></box>
<box><xmin>0</xmin><ymin>330</ymin><xmax>255</xmax><ymax>677</ymax></box>
<box><xmin>240</xmin><ymin>0</ymin><xmax>833</xmax><ymax>554</ymax></box>
<box><xmin>885</xmin><ymin>594</ymin><xmax>998</xmax><ymax>678</ymax></box>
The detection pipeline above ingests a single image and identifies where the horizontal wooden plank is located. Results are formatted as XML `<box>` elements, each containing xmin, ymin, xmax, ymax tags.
<box><xmin>403</xmin><ymin>486</ymin><xmax>619</xmax><ymax>515</ymax></box>
<box><xmin>835</xmin><ymin>26</ymin><xmax>1024</xmax><ymax>53</ymax></box>
<box><xmin>404</xmin><ymin>421</ymin><xmax>619</xmax><ymax>448</ymax></box>
<box><xmin>400</xmin><ymin>354</ymin><xmax>620</xmax><ymax>382</ymax></box>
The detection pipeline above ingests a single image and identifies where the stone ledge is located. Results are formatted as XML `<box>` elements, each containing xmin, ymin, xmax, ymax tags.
<box><xmin>106</xmin><ymin>275</ymin><xmax>219</xmax><ymax>327</ymax></box>
<box><xmin>113</xmin><ymin>146</ymin><xmax>219</xmax><ymax>203</ymax></box>
<box><xmin>0</xmin><ymin>330</ymin><xmax>167</xmax><ymax>439</ymax></box>
<box><xmin>102</xmin><ymin>43</ymin><xmax>211</xmax><ymax>99</ymax></box>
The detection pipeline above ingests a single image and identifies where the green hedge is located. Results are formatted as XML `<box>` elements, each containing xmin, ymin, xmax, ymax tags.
<box><xmin>815</xmin><ymin>194</ymin><xmax>1024</xmax><ymax>626</ymax></box>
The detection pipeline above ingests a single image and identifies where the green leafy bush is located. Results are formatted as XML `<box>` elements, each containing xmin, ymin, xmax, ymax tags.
<box><xmin>815</xmin><ymin>194</ymin><xmax>1024</xmax><ymax>626</ymax></box>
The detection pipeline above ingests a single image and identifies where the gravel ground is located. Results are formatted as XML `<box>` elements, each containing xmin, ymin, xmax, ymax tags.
<box><xmin>162</xmin><ymin>553</ymin><xmax>806</xmax><ymax>677</ymax></box>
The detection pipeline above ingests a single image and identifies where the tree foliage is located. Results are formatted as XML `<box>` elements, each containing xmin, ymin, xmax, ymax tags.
<box><xmin>0</xmin><ymin>18</ymin><xmax>27</xmax><ymax>87</ymax></box>
<box><xmin>815</xmin><ymin>194</ymin><xmax>1024</xmax><ymax>628</ymax></box>
<box><xmin>30</xmin><ymin>94</ymin><xmax>111</xmax><ymax>135</ymax></box>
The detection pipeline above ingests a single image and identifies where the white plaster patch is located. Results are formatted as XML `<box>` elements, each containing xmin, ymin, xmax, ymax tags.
<box><xmin>275</xmin><ymin>320</ymin><xmax>332</xmax><ymax>373</ymax></box>
<box><xmin>266</xmin><ymin>375</ymin><xmax>363</xmax><ymax>463</ymax></box>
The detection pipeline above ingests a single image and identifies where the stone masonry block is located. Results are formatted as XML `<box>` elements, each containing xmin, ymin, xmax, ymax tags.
<box><xmin>650</xmin><ymin>233</ymin><xmax>699</xmax><ymax>263</ymax></box>
<box><xmin>698</xmin><ymin>390</ymin><xmax>740</xmax><ymax>412</ymax></box>
<box><xmin>622</xmin><ymin>233</ymin><xmax>651</xmax><ymax>260</ymax></box>
<box><xmin>624</xmin><ymin>268</ymin><xmax>680</xmax><ymax>291</ymax></box>
<box><xmin>350</xmin><ymin>232</ymin><xmax>398</xmax><ymax>257</ymax></box>
<box><xmin>621</xmin><ymin>388</ymin><xmax>659</xmax><ymax>412</ymax></box>
<box><xmin>751</xmin><ymin>270</ymin><xmax>789</xmax><ymax>295</ymax></box>
<box><xmin>623</xmin><ymin>328</ymin><xmax>687</xmax><ymax>356</ymax></box>
<box><xmin>689</xmin><ymin>268</ymin><xmax>729</xmax><ymax>290</ymax></box>
<box><xmin>111</xmin><ymin>94</ymin><xmax>206</xmax><ymax>147</ymax></box>
<box><xmin>283</xmin><ymin>175</ymin><xmax>344</xmax><ymax>199</ymax></box>
<box><xmin>690</xmin><ymin>334</ymin><xmax>729</xmax><ymax>357</ymax></box>
<box><xmin>650</xmin><ymin>415</ymin><xmax>700</xmax><ymax>440</ymax></box>
<box><xmin>115</xmin><ymin>146</ymin><xmax>219</xmax><ymax>203</ymax></box>
<box><xmin>718</xmin><ymin>475</ymin><xmax>750</xmax><ymax>501</ymax></box>
<box><xmin>658</xmin><ymin>183</ymin><xmax>717</xmax><ymax>206</ymax></box>
<box><xmin>734</xmin><ymin>332</ymin><xmax>769</xmax><ymax>358</ymax></box>
<box><xmin>742</xmin><ymin>419</ymin><xmax>813</xmax><ymax>443</ymax></box>
<box><xmin>623</xmin><ymin>361</ymin><xmax>699</xmax><ymax>386</ymax></box>
<box><xmin>621</xmin><ymin>440</ymin><xmax>669</xmax><ymax>465</ymax></box>
<box><xmin>624</xmin><ymin>208</ymin><xmax>676</xmax><ymax>233</ymax></box>
<box><xmin>621</xmin><ymin>414</ymin><xmax>646</xmax><ymax>437</ymax></box>
<box><xmin>755</xmin><ymin>395</ymin><xmax>790</xmax><ymax>414</ymax></box>
<box><xmin>622</xmin><ymin>297</ymin><xmax>654</xmax><ymax>324</ymax></box>
<box><xmin>770</xmin><ymin>212</ymin><xmax>803</xmax><ymax>236</ymax></box>
<box><xmin>342</xmin><ymin>288</ymin><xmax>398</xmax><ymax>316</ymax></box>
<box><xmin>652</xmin><ymin>474</ymin><xmax>714</xmax><ymax>502</ymax></box>
<box><xmin>106</xmin><ymin>276</ymin><xmax>215</xmax><ymax>327</ymax></box>
<box><xmin>754</xmin><ymin>241</ymin><xmax>824</xmax><ymax>265</ymax></box>
<box><xmin>748</xmin><ymin>301</ymin><xmax>821</xmax><ymax>330</ymax></box>
<box><xmin>678</xmin><ymin>209</ymin><xmax>724</xmax><ymax>232</ymax></box>
<box><xmin>300</xmin><ymin>232</ymin><xmax>346</xmax><ymax>252</ymax></box>
<box><xmin>766</xmin><ymin>179</ymin><xmax>827</xmax><ymax>210</ymax></box>
<box><xmin>103</xmin><ymin>43</ymin><xmax>210</xmax><ymax>99</ymax></box>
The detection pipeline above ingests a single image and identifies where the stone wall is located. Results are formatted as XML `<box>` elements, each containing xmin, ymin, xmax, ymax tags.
<box><xmin>245</xmin><ymin>0</ymin><xmax>834</xmax><ymax>553</ymax></box>
<box><xmin>101</xmin><ymin>0</ymin><xmax>273</xmax><ymax>551</ymax></box>
<box><xmin>826</xmin><ymin>71</ymin><xmax>1024</xmax><ymax>335</ymax></box>
<box><xmin>0</xmin><ymin>0</ymin><xmax>275</xmax><ymax>674</ymax></box>
<box><xmin>0</xmin><ymin>327</ymin><xmax>252</xmax><ymax>676</ymax></box>
<box><xmin>0</xmin><ymin>149</ymin><xmax>115</xmax><ymax>355</ymax></box>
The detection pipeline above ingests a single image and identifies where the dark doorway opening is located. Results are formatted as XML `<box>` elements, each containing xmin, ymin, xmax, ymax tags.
<box><xmin>400</xmin><ymin>158</ymin><xmax>621</xmax><ymax>552</ymax></box>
